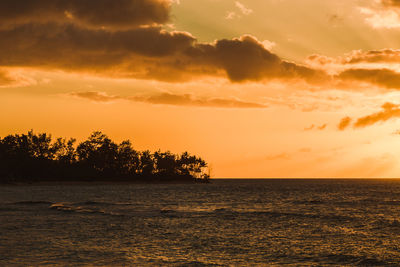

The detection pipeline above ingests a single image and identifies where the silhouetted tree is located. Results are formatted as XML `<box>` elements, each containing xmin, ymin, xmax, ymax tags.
<box><xmin>154</xmin><ymin>150</ymin><xmax>177</xmax><ymax>177</ymax></box>
<box><xmin>178</xmin><ymin>152</ymin><xmax>209</xmax><ymax>179</ymax></box>
<box><xmin>0</xmin><ymin>130</ymin><xmax>210</xmax><ymax>183</ymax></box>
<box><xmin>139</xmin><ymin>150</ymin><xmax>155</xmax><ymax>178</ymax></box>
<box><xmin>116</xmin><ymin>140</ymin><xmax>140</xmax><ymax>177</ymax></box>
<box><xmin>53</xmin><ymin>137</ymin><xmax>77</xmax><ymax>163</ymax></box>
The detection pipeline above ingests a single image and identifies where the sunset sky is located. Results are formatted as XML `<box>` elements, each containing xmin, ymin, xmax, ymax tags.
<box><xmin>3</xmin><ymin>0</ymin><xmax>400</xmax><ymax>178</ymax></box>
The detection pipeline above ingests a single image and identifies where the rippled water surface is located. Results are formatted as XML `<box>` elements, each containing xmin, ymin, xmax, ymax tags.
<box><xmin>1</xmin><ymin>179</ymin><xmax>400</xmax><ymax>266</ymax></box>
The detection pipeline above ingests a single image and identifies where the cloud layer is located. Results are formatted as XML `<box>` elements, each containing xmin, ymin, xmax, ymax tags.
<box><xmin>0</xmin><ymin>0</ymin><xmax>325</xmax><ymax>84</ymax></box>
<box><xmin>308</xmin><ymin>49</ymin><xmax>400</xmax><ymax>90</ymax></box>
<box><xmin>70</xmin><ymin>91</ymin><xmax>268</xmax><ymax>108</ymax></box>
<box><xmin>2</xmin><ymin>0</ymin><xmax>399</xmax><ymax>94</ymax></box>
<box><xmin>308</xmin><ymin>49</ymin><xmax>400</xmax><ymax>65</ymax></box>
<box><xmin>338</xmin><ymin>68</ymin><xmax>400</xmax><ymax>89</ymax></box>
<box><xmin>0</xmin><ymin>0</ymin><xmax>171</xmax><ymax>29</ymax></box>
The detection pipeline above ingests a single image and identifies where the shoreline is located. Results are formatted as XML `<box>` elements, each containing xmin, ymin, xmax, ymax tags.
<box><xmin>0</xmin><ymin>180</ymin><xmax>211</xmax><ymax>186</ymax></box>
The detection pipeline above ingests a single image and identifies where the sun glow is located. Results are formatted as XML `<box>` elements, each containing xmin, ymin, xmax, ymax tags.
<box><xmin>1</xmin><ymin>0</ymin><xmax>400</xmax><ymax>177</ymax></box>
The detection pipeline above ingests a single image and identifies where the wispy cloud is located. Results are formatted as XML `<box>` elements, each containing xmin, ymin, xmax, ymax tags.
<box><xmin>308</xmin><ymin>49</ymin><xmax>400</xmax><ymax>65</ymax></box>
<box><xmin>225</xmin><ymin>1</ymin><xmax>253</xmax><ymax>20</ymax></box>
<box><xmin>225</xmin><ymin>11</ymin><xmax>237</xmax><ymax>20</ymax></box>
<box><xmin>235</xmin><ymin>1</ymin><xmax>253</xmax><ymax>15</ymax></box>
<box><xmin>338</xmin><ymin>103</ymin><xmax>400</xmax><ymax>129</ymax></box>
<box><xmin>304</xmin><ymin>124</ymin><xmax>327</xmax><ymax>131</ymax></box>
<box><xmin>0</xmin><ymin>68</ymin><xmax>36</xmax><ymax>88</ymax></box>
<box><xmin>70</xmin><ymin>91</ymin><xmax>268</xmax><ymax>108</ymax></box>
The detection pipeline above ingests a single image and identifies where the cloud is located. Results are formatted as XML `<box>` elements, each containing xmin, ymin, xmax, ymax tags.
<box><xmin>307</xmin><ymin>49</ymin><xmax>400</xmax><ymax>90</ymax></box>
<box><xmin>338</xmin><ymin>103</ymin><xmax>400</xmax><ymax>129</ymax></box>
<box><xmin>0</xmin><ymin>68</ymin><xmax>36</xmax><ymax>88</ymax></box>
<box><xmin>70</xmin><ymin>91</ymin><xmax>268</xmax><ymax>108</ymax></box>
<box><xmin>0</xmin><ymin>0</ymin><xmax>171</xmax><ymax>30</ymax></box>
<box><xmin>0</xmin><ymin>23</ymin><xmax>196</xmax><ymax>63</ymax></box>
<box><xmin>235</xmin><ymin>1</ymin><xmax>253</xmax><ymax>15</ymax></box>
<box><xmin>304</xmin><ymin>123</ymin><xmax>327</xmax><ymax>131</ymax></box>
<box><xmin>338</xmin><ymin>68</ymin><xmax>400</xmax><ymax>89</ymax></box>
<box><xmin>361</xmin><ymin>7</ymin><xmax>400</xmax><ymax>29</ymax></box>
<box><xmin>354</xmin><ymin>102</ymin><xmax>400</xmax><ymax>128</ymax></box>
<box><xmin>209</xmin><ymin>35</ymin><xmax>325</xmax><ymax>82</ymax></box>
<box><xmin>383</xmin><ymin>0</ymin><xmax>400</xmax><ymax>7</ymax></box>
<box><xmin>308</xmin><ymin>49</ymin><xmax>400</xmax><ymax>65</ymax></box>
<box><xmin>226</xmin><ymin>1</ymin><xmax>253</xmax><ymax>20</ymax></box>
<box><xmin>360</xmin><ymin>1</ymin><xmax>400</xmax><ymax>29</ymax></box>
<box><xmin>338</xmin><ymin>116</ymin><xmax>352</xmax><ymax>130</ymax></box>
<box><xmin>0</xmin><ymin>70</ymin><xmax>15</xmax><ymax>86</ymax></box>
<box><xmin>304</xmin><ymin>124</ymin><xmax>315</xmax><ymax>131</ymax></box>
<box><xmin>225</xmin><ymin>11</ymin><xmax>237</xmax><ymax>20</ymax></box>
<box><xmin>70</xmin><ymin>91</ymin><xmax>119</xmax><ymax>102</ymax></box>
<box><xmin>0</xmin><ymin>21</ymin><xmax>324</xmax><ymax>83</ymax></box>
<box><xmin>342</xmin><ymin>49</ymin><xmax>400</xmax><ymax>64</ymax></box>
<box><xmin>261</xmin><ymin>40</ymin><xmax>276</xmax><ymax>50</ymax></box>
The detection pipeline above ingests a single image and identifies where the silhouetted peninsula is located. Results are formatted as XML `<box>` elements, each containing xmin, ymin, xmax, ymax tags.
<box><xmin>0</xmin><ymin>131</ymin><xmax>210</xmax><ymax>184</ymax></box>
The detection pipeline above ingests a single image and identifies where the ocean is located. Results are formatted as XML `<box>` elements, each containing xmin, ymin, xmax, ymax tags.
<box><xmin>1</xmin><ymin>179</ymin><xmax>400</xmax><ymax>266</ymax></box>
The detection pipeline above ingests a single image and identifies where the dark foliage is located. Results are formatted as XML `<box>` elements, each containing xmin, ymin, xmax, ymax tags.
<box><xmin>0</xmin><ymin>130</ymin><xmax>210</xmax><ymax>184</ymax></box>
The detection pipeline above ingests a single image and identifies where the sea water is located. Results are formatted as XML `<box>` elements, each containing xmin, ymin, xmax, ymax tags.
<box><xmin>1</xmin><ymin>179</ymin><xmax>400</xmax><ymax>266</ymax></box>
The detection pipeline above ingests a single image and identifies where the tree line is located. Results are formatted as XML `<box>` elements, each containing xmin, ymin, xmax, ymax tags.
<box><xmin>0</xmin><ymin>130</ymin><xmax>210</xmax><ymax>184</ymax></box>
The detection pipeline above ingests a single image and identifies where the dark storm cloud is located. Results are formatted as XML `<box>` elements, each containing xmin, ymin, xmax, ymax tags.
<box><xmin>0</xmin><ymin>0</ymin><xmax>171</xmax><ymax>29</ymax></box>
<box><xmin>70</xmin><ymin>91</ymin><xmax>268</xmax><ymax>108</ymax></box>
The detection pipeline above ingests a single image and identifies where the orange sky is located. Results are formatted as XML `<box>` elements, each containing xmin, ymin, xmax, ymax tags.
<box><xmin>2</xmin><ymin>0</ymin><xmax>400</xmax><ymax>178</ymax></box>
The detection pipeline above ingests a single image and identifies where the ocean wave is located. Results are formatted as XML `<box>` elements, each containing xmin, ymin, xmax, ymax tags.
<box><xmin>160</xmin><ymin>209</ymin><xmax>176</xmax><ymax>214</ymax></box>
<box><xmin>292</xmin><ymin>200</ymin><xmax>326</xmax><ymax>205</ymax></box>
<box><xmin>49</xmin><ymin>203</ymin><xmax>123</xmax><ymax>216</ymax></box>
<box><xmin>74</xmin><ymin>201</ymin><xmax>132</xmax><ymax>206</ymax></box>
<box><xmin>10</xmin><ymin>201</ymin><xmax>53</xmax><ymax>205</ymax></box>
